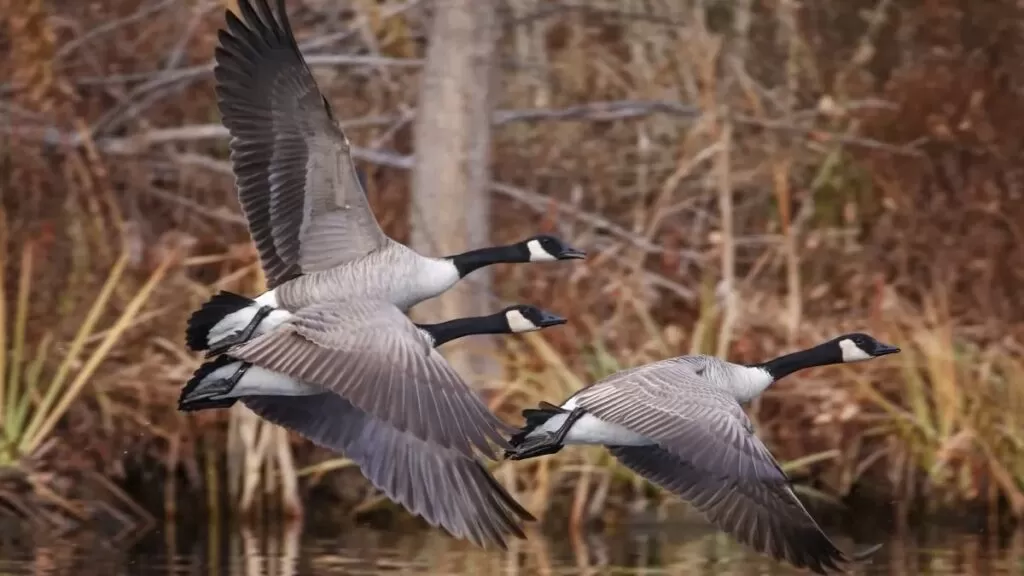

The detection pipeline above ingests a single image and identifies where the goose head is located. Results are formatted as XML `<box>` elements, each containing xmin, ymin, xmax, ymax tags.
<box><xmin>833</xmin><ymin>332</ymin><xmax>901</xmax><ymax>363</ymax></box>
<box><xmin>503</xmin><ymin>305</ymin><xmax>567</xmax><ymax>332</ymax></box>
<box><xmin>522</xmin><ymin>235</ymin><xmax>586</xmax><ymax>262</ymax></box>
<box><xmin>745</xmin><ymin>331</ymin><xmax>900</xmax><ymax>393</ymax></box>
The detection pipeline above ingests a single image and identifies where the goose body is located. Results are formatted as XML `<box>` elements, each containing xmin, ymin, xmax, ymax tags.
<box><xmin>188</xmin><ymin>0</ymin><xmax>584</xmax><ymax>357</ymax></box>
<box><xmin>507</xmin><ymin>333</ymin><xmax>900</xmax><ymax>574</ymax></box>
<box><xmin>179</xmin><ymin>299</ymin><xmax>565</xmax><ymax>548</ymax></box>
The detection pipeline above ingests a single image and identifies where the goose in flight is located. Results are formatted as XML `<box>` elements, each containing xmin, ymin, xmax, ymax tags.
<box><xmin>191</xmin><ymin>0</ymin><xmax>584</xmax><ymax>357</ymax></box>
<box><xmin>507</xmin><ymin>333</ymin><xmax>899</xmax><ymax>573</ymax></box>
<box><xmin>180</xmin><ymin>298</ymin><xmax>567</xmax><ymax>548</ymax></box>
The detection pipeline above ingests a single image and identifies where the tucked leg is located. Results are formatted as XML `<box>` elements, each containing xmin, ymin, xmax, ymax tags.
<box><xmin>206</xmin><ymin>305</ymin><xmax>274</xmax><ymax>357</ymax></box>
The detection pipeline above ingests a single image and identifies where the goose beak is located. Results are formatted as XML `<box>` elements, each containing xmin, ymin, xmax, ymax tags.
<box><xmin>537</xmin><ymin>310</ymin><xmax>568</xmax><ymax>328</ymax></box>
<box><xmin>873</xmin><ymin>343</ymin><xmax>901</xmax><ymax>356</ymax></box>
<box><xmin>556</xmin><ymin>246</ymin><xmax>586</xmax><ymax>260</ymax></box>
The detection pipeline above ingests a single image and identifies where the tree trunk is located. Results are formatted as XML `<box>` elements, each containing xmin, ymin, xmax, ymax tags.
<box><xmin>409</xmin><ymin>0</ymin><xmax>500</xmax><ymax>386</ymax></box>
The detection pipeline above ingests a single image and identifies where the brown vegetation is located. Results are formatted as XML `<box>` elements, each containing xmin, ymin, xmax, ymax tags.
<box><xmin>1</xmin><ymin>0</ymin><xmax>1023</xmax><ymax>538</ymax></box>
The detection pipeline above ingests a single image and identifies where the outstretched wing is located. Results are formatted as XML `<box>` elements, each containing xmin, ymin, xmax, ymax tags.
<box><xmin>244</xmin><ymin>393</ymin><xmax>533</xmax><ymax>549</ymax></box>
<box><xmin>228</xmin><ymin>299</ymin><xmax>514</xmax><ymax>459</ymax></box>
<box><xmin>574</xmin><ymin>359</ymin><xmax>788</xmax><ymax>484</ymax></box>
<box><xmin>215</xmin><ymin>0</ymin><xmax>387</xmax><ymax>287</ymax></box>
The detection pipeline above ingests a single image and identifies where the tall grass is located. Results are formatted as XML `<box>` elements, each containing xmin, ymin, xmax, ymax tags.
<box><xmin>0</xmin><ymin>206</ymin><xmax>172</xmax><ymax>533</ymax></box>
<box><xmin>854</xmin><ymin>294</ymin><xmax>1024</xmax><ymax>515</ymax></box>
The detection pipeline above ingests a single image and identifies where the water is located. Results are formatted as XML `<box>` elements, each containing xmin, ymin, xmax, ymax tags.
<box><xmin>0</xmin><ymin>518</ymin><xmax>1019</xmax><ymax>575</ymax></box>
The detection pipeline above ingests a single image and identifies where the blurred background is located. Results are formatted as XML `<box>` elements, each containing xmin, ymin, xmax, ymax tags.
<box><xmin>2</xmin><ymin>0</ymin><xmax>1024</xmax><ymax>573</ymax></box>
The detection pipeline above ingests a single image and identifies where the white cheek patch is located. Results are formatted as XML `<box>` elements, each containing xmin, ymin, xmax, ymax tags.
<box><xmin>839</xmin><ymin>339</ymin><xmax>872</xmax><ymax>362</ymax></box>
<box><xmin>526</xmin><ymin>239</ymin><xmax>556</xmax><ymax>262</ymax></box>
<box><xmin>505</xmin><ymin>309</ymin><xmax>538</xmax><ymax>332</ymax></box>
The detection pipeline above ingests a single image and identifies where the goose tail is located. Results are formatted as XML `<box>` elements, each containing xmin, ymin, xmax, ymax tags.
<box><xmin>185</xmin><ymin>291</ymin><xmax>256</xmax><ymax>351</ymax></box>
<box><xmin>508</xmin><ymin>401</ymin><xmax>566</xmax><ymax>447</ymax></box>
<box><xmin>178</xmin><ymin>354</ymin><xmax>238</xmax><ymax>411</ymax></box>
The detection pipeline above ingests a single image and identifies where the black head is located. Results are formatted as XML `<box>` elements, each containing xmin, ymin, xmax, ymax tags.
<box><xmin>501</xmin><ymin>305</ymin><xmax>567</xmax><ymax>333</ymax></box>
<box><xmin>831</xmin><ymin>332</ymin><xmax>901</xmax><ymax>363</ymax></box>
<box><xmin>522</xmin><ymin>235</ymin><xmax>586</xmax><ymax>262</ymax></box>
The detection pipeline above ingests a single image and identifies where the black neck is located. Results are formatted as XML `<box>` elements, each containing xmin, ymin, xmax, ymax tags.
<box><xmin>750</xmin><ymin>342</ymin><xmax>841</xmax><ymax>381</ymax></box>
<box><xmin>448</xmin><ymin>244</ymin><xmax>525</xmax><ymax>277</ymax></box>
<box><xmin>417</xmin><ymin>313</ymin><xmax>508</xmax><ymax>347</ymax></box>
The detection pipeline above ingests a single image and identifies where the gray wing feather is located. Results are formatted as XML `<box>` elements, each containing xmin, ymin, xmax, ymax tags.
<box><xmin>228</xmin><ymin>299</ymin><xmax>514</xmax><ymax>459</ymax></box>
<box><xmin>609</xmin><ymin>444</ymin><xmax>848</xmax><ymax>575</ymax></box>
<box><xmin>574</xmin><ymin>359</ymin><xmax>787</xmax><ymax>484</ymax></box>
<box><xmin>214</xmin><ymin>0</ymin><xmax>387</xmax><ymax>288</ymax></box>
<box><xmin>243</xmin><ymin>394</ymin><xmax>533</xmax><ymax>549</ymax></box>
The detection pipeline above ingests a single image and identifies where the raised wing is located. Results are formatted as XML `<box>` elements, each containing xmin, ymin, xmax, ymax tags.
<box><xmin>214</xmin><ymin>0</ymin><xmax>387</xmax><ymax>288</ymax></box>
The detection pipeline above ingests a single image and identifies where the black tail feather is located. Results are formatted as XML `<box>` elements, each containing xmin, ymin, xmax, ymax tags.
<box><xmin>185</xmin><ymin>291</ymin><xmax>255</xmax><ymax>351</ymax></box>
<box><xmin>508</xmin><ymin>402</ymin><xmax>566</xmax><ymax>447</ymax></box>
<box><xmin>180</xmin><ymin>354</ymin><xmax>236</xmax><ymax>403</ymax></box>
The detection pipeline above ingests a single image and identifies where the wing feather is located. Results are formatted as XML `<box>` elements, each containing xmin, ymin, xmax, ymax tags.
<box><xmin>244</xmin><ymin>394</ymin><xmax>533</xmax><ymax>549</ymax></box>
<box><xmin>574</xmin><ymin>359</ymin><xmax>788</xmax><ymax>485</ymax></box>
<box><xmin>228</xmin><ymin>299</ymin><xmax>513</xmax><ymax>459</ymax></box>
<box><xmin>215</xmin><ymin>0</ymin><xmax>387</xmax><ymax>287</ymax></box>
<box><xmin>609</xmin><ymin>444</ymin><xmax>852</xmax><ymax>575</ymax></box>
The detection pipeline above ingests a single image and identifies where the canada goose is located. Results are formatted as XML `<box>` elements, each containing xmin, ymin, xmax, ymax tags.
<box><xmin>178</xmin><ymin>299</ymin><xmax>564</xmax><ymax>548</ymax></box>
<box><xmin>506</xmin><ymin>333</ymin><xmax>900</xmax><ymax>574</ymax></box>
<box><xmin>191</xmin><ymin>0</ymin><xmax>584</xmax><ymax>357</ymax></box>
<box><xmin>179</xmin><ymin>293</ymin><xmax>567</xmax><ymax>412</ymax></box>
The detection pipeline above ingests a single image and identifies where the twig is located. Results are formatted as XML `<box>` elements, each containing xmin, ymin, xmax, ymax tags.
<box><xmin>493</xmin><ymin>99</ymin><xmax>701</xmax><ymax>123</ymax></box>
<box><xmin>141</xmin><ymin>185</ymin><xmax>247</xmax><ymax>225</ymax></box>
<box><xmin>7</xmin><ymin>95</ymin><xmax>922</xmax><ymax>260</ymax></box>
<box><xmin>162</xmin><ymin>1</ymin><xmax>221</xmax><ymax>72</ymax></box>
<box><xmin>87</xmin><ymin>54</ymin><xmax>423</xmax><ymax>136</ymax></box>
<box><xmin>771</xmin><ymin>0</ymin><xmax>803</xmax><ymax>344</ymax></box>
<box><xmin>53</xmin><ymin>0</ymin><xmax>179</xmax><ymax>61</ymax></box>
<box><xmin>5</xmin><ymin>98</ymin><xmax>922</xmax><ymax>158</ymax></box>
<box><xmin>21</xmin><ymin>115</ymin><xmax>402</xmax><ymax>152</ymax></box>
<box><xmin>167</xmin><ymin>146</ymin><xmax>702</xmax><ymax>263</ymax></box>
<box><xmin>715</xmin><ymin>119</ymin><xmax>735</xmax><ymax>359</ymax></box>
<box><xmin>507</xmin><ymin>2</ymin><xmax>692</xmax><ymax>28</ymax></box>
<box><xmin>490</xmin><ymin>182</ymin><xmax>702</xmax><ymax>262</ymax></box>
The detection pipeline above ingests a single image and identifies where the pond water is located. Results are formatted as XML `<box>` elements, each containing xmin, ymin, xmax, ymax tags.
<box><xmin>0</xmin><ymin>517</ymin><xmax>1017</xmax><ymax>575</ymax></box>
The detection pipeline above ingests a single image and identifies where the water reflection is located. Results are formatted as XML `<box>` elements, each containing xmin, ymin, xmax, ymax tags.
<box><xmin>0</xmin><ymin>516</ymin><xmax>1017</xmax><ymax>575</ymax></box>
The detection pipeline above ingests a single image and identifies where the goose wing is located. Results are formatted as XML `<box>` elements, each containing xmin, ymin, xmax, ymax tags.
<box><xmin>243</xmin><ymin>393</ymin><xmax>533</xmax><ymax>548</ymax></box>
<box><xmin>608</xmin><ymin>444</ymin><xmax>852</xmax><ymax>574</ymax></box>
<box><xmin>573</xmin><ymin>359</ymin><xmax>788</xmax><ymax>484</ymax></box>
<box><xmin>227</xmin><ymin>299</ymin><xmax>513</xmax><ymax>459</ymax></box>
<box><xmin>214</xmin><ymin>0</ymin><xmax>387</xmax><ymax>288</ymax></box>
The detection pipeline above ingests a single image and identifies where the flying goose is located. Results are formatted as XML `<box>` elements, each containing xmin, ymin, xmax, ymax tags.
<box><xmin>179</xmin><ymin>294</ymin><xmax>567</xmax><ymax>412</ymax></box>
<box><xmin>178</xmin><ymin>298</ymin><xmax>564</xmax><ymax>548</ymax></box>
<box><xmin>506</xmin><ymin>333</ymin><xmax>900</xmax><ymax>574</ymax></box>
<box><xmin>190</xmin><ymin>0</ymin><xmax>584</xmax><ymax>357</ymax></box>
